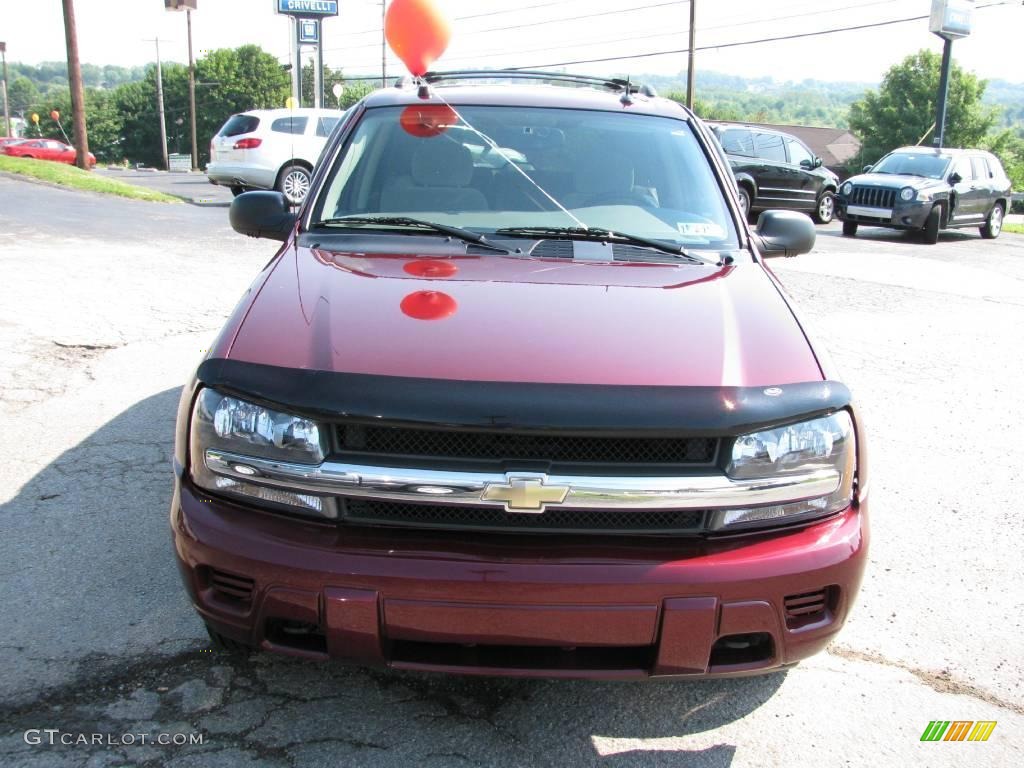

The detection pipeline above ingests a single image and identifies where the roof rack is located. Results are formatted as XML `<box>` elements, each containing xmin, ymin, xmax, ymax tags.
<box><xmin>416</xmin><ymin>69</ymin><xmax>658</xmax><ymax>98</ymax></box>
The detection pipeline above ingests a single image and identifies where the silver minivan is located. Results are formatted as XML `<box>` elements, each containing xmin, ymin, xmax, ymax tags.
<box><xmin>207</xmin><ymin>107</ymin><xmax>349</xmax><ymax>204</ymax></box>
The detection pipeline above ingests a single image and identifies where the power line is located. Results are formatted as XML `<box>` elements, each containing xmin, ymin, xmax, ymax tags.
<box><xmin>332</xmin><ymin>0</ymin><xmax>915</xmax><ymax>69</ymax></box>
<box><xmin>321</xmin><ymin>0</ymin><xmax>689</xmax><ymax>52</ymax></box>
<box><xmin>331</xmin><ymin>1</ymin><xmax>1012</xmax><ymax>80</ymax></box>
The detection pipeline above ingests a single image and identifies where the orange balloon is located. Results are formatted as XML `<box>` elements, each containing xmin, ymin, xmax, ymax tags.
<box><xmin>50</xmin><ymin>110</ymin><xmax>60</xmax><ymax>121</ymax></box>
<box><xmin>385</xmin><ymin>0</ymin><xmax>451</xmax><ymax>77</ymax></box>
<box><xmin>399</xmin><ymin>104</ymin><xmax>457</xmax><ymax>138</ymax></box>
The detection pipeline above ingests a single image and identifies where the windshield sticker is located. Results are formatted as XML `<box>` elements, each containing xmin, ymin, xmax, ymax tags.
<box><xmin>676</xmin><ymin>222</ymin><xmax>725</xmax><ymax>239</ymax></box>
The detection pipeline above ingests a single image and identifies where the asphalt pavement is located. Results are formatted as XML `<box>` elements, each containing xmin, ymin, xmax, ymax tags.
<box><xmin>0</xmin><ymin>175</ymin><xmax>1022</xmax><ymax>767</ymax></box>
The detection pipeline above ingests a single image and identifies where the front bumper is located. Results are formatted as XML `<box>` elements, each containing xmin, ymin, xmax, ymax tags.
<box><xmin>171</xmin><ymin>479</ymin><xmax>869</xmax><ymax>679</ymax></box>
<box><xmin>836</xmin><ymin>197</ymin><xmax>932</xmax><ymax>229</ymax></box>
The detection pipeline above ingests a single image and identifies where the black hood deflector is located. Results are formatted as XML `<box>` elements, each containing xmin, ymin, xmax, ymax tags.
<box><xmin>196</xmin><ymin>358</ymin><xmax>851</xmax><ymax>437</ymax></box>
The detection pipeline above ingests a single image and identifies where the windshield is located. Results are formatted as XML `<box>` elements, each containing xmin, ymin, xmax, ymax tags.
<box><xmin>871</xmin><ymin>152</ymin><xmax>951</xmax><ymax>179</ymax></box>
<box><xmin>311</xmin><ymin>104</ymin><xmax>738</xmax><ymax>251</ymax></box>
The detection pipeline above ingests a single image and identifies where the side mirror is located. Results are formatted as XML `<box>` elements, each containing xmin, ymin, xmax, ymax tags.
<box><xmin>229</xmin><ymin>191</ymin><xmax>297</xmax><ymax>241</ymax></box>
<box><xmin>799</xmin><ymin>159</ymin><xmax>813</xmax><ymax>170</ymax></box>
<box><xmin>948</xmin><ymin>172</ymin><xmax>962</xmax><ymax>185</ymax></box>
<box><xmin>813</xmin><ymin>157</ymin><xmax>823</xmax><ymax>169</ymax></box>
<box><xmin>753</xmin><ymin>210</ymin><xmax>816</xmax><ymax>258</ymax></box>
<box><xmin>862</xmin><ymin>164</ymin><xmax>873</xmax><ymax>173</ymax></box>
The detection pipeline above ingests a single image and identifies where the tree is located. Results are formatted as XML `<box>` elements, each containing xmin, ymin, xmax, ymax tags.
<box><xmin>848</xmin><ymin>49</ymin><xmax>996</xmax><ymax>165</ymax></box>
<box><xmin>7</xmin><ymin>76</ymin><xmax>41</xmax><ymax>116</ymax></box>
<box><xmin>112</xmin><ymin>45</ymin><xmax>290</xmax><ymax>167</ymax></box>
<box><xmin>301</xmin><ymin>61</ymin><xmax>376</xmax><ymax>109</ymax></box>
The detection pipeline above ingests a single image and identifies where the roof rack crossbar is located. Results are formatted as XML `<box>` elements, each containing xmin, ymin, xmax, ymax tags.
<box><xmin>419</xmin><ymin>69</ymin><xmax>643</xmax><ymax>94</ymax></box>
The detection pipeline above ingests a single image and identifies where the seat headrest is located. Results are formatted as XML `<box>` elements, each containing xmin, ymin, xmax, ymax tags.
<box><xmin>574</xmin><ymin>154</ymin><xmax>635</xmax><ymax>194</ymax></box>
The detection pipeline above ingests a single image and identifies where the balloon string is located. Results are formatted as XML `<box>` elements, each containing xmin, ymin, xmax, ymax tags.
<box><xmin>425</xmin><ymin>87</ymin><xmax>590</xmax><ymax>230</ymax></box>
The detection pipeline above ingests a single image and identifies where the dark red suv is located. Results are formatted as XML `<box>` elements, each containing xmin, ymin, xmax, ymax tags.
<box><xmin>171</xmin><ymin>72</ymin><xmax>868</xmax><ymax>679</ymax></box>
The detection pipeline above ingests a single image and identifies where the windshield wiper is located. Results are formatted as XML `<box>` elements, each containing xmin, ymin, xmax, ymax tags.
<box><xmin>313</xmin><ymin>216</ymin><xmax>511</xmax><ymax>254</ymax></box>
<box><xmin>494</xmin><ymin>226</ymin><xmax>725</xmax><ymax>266</ymax></box>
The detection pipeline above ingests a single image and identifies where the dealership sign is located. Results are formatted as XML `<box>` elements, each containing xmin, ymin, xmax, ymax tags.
<box><xmin>276</xmin><ymin>0</ymin><xmax>338</xmax><ymax>17</ymax></box>
<box><xmin>929</xmin><ymin>0</ymin><xmax>973</xmax><ymax>40</ymax></box>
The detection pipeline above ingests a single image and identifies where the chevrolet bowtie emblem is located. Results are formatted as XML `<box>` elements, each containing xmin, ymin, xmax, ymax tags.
<box><xmin>481</xmin><ymin>475</ymin><xmax>569</xmax><ymax>513</ymax></box>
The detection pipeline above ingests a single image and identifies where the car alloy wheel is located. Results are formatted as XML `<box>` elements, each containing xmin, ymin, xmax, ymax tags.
<box><xmin>279</xmin><ymin>165</ymin><xmax>311</xmax><ymax>204</ymax></box>
<box><xmin>980</xmin><ymin>203</ymin><xmax>1003</xmax><ymax>239</ymax></box>
<box><xmin>814</xmin><ymin>192</ymin><xmax>835</xmax><ymax>225</ymax></box>
<box><xmin>737</xmin><ymin>187</ymin><xmax>750</xmax><ymax>219</ymax></box>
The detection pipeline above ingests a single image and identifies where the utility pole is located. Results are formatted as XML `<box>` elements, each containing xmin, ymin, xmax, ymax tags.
<box><xmin>61</xmin><ymin>0</ymin><xmax>91</xmax><ymax>169</ymax></box>
<box><xmin>145</xmin><ymin>37</ymin><xmax>170</xmax><ymax>170</ymax></box>
<box><xmin>686</xmin><ymin>0</ymin><xmax>696</xmax><ymax>109</ymax></box>
<box><xmin>381</xmin><ymin>1</ymin><xmax>387</xmax><ymax>88</ymax></box>
<box><xmin>186</xmin><ymin>10</ymin><xmax>198</xmax><ymax>170</ymax></box>
<box><xmin>1</xmin><ymin>42</ymin><xmax>10</xmax><ymax>138</ymax></box>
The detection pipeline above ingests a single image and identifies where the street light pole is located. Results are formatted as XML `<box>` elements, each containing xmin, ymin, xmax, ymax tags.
<box><xmin>60</xmin><ymin>0</ymin><xmax>91</xmax><ymax>169</ymax></box>
<box><xmin>686</xmin><ymin>0</ymin><xmax>696</xmax><ymax>109</ymax></box>
<box><xmin>381</xmin><ymin>1</ymin><xmax>387</xmax><ymax>88</ymax></box>
<box><xmin>145</xmin><ymin>37</ymin><xmax>170</xmax><ymax>170</ymax></box>
<box><xmin>1</xmin><ymin>42</ymin><xmax>11</xmax><ymax>138</ymax></box>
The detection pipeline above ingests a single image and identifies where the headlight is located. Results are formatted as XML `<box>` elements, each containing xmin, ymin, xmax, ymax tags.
<box><xmin>190</xmin><ymin>389</ymin><xmax>335</xmax><ymax>518</ymax></box>
<box><xmin>710</xmin><ymin>411</ymin><xmax>856</xmax><ymax>531</ymax></box>
<box><xmin>841</xmin><ymin>182</ymin><xmax>853</xmax><ymax>196</ymax></box>
<box><xmin>900</xmin><ymin>187</ymin><xmax>915</xmax><ymax>201</ymax></box>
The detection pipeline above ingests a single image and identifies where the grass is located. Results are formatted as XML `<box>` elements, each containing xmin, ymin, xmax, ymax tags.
<box><xmin>0</xmin><ymin>155</ymin><xmax>180</xmax><ymax>203</ymax></box>
<box><xmin>1004</xmin><ymin>222</ymin><xmax>1024</xmax><ymax>235</ymax></box>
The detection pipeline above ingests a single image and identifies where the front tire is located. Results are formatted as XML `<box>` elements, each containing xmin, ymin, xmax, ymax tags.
<box><xmin>842</xmin><ymin>220</ymin><xmax>858</xmax><ymax>237</ymax></box>
<box><xmin>277</xmin><ymin>163</ymin><xmax>311</xmax><ymax>205</ymax></box>
<box><xmin>980</xmin><ymin>203</ymin><xmax>1004</xmax><ymax>239</ymax></box>
<box><xmin>922</xmin><ymin>205</ymin><xmax>942</xmax><ymax>245</ymax></box>
<box><xmin>230</xmin><ymin>185</ymin><xmax>248</xmax><ymax>197</ymax></box>
<box><xmin>813</xmin><ymin>191</ymin><xmax>835</xmax><ymax>224</ymax></box>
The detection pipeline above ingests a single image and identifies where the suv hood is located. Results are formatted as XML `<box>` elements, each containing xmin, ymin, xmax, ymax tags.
<box><xmin>225</xmin><ymin>242</ymin><xmax>823</xmax><ymax>387</ymax></box>
<box><xmin>848</xmin><ymin>172</ymin><xmax>945</xmax><ymax>191</ymax></box>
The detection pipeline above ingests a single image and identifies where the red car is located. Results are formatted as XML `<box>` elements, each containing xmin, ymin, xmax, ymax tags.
<box><xmin>171</xmin><ymin>72</ymin><xmax>868</xmax><ymax>679</ymax></box>
<box><xmin>2</xmin><ymin>138</ymin><xmax>96</xmax><ymax>168</ymax></box>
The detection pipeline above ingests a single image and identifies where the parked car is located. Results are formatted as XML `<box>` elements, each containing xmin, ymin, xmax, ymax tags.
<box><xmin>709</xmin><ymin>123</ymin><xmax>839</xmax><ymax>224</ymax></box>
<box><xmin>0</xmin><ymin>137</ymin><xmax>27</xmax><ymax>149</ymax></box>
<box><xmin>172</xmin><ymin>72</ymin><xmax>867</xmax><ymax>679</ymax></box>
<box><xmin>835</xmin><ymin>146</ymin><xmax>1012</xmax><ymax>243</ymax></box>
<box><xmin>207</xmin><ymin>107</ymin><xmax>349</xmax><ymax>204</ymax></box>
<box><xmin>2</xmin><ymin>138</ymin><xmax>96</xmax><ymax>168</ymax></box>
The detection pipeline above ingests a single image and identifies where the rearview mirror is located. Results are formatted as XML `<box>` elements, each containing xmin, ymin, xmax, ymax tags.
<box><xmin>752</xmin><ymin>210</ymin><xmax>816</xmax><ymax>258</ymax></box>
<box><xmin>229</xmin><ymin>191</ymin><xmax>297</xmax><ymax>241</ymax></box>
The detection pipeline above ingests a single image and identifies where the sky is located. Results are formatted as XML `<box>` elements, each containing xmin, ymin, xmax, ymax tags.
<box><xmin>1</xmin><ymin>0</ymin><xmax>1022</xmax><ymax>86</ymax></box>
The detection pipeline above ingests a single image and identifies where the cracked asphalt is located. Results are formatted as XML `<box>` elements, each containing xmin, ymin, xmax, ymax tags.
<box><xmin>1</xmin><ymin>174</ymin><xmax>1022</xmax><ymax>767</ymax></box>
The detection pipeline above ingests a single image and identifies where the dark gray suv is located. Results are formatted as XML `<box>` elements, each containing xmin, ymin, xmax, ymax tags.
<box><xmin>835</xmin><ymin>147</ymin><xmax>1012</xmax><ymax>244</ymax></box>
<box><xmin>710</xmin><ymin>124</ymin><xmax>839</xmax><ymax>224</ymax></box>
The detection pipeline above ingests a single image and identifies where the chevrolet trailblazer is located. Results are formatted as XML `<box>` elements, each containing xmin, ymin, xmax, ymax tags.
<box><xmin>170</xmin><ymin>71</ymin><xmax>868</xmax><ymax>679</ymax></box>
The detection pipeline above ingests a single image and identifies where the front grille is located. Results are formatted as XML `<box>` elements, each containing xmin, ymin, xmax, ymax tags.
<box><xmin>335</xmin><ymin>424</ymin><xmax>718</xmax><ymax>467</ymax></box>
<box><xmin>849</xmin><ymin>185</ymin><xmax>896</xmax><ymax>209</ymax></box>
<box><xmin>341</xmin><ymin>499</ymin><xmax>706</xmax><ymax>534</ymax></box>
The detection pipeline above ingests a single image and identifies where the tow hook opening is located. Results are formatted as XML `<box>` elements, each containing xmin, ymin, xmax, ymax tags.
<box><xmin>709</xmin><ymin>632</ymin><xmax>775</xmax><ymax>668</ymax></box>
